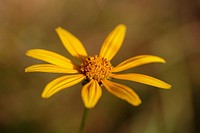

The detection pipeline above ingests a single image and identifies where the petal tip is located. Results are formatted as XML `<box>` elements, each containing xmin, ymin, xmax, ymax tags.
<box><xmin>165</xmin><ymin>84</ymin><xmax>172</xmax><ymax>89</ymax></box>
<box><xmin>25</xmin><ymin>49</ymin><xmax>42</xmax><ymax>56</ymax></box>
<box><xmin>25</xmin><ymin>68</ymin><xmax>29</xmax><ymax>72</ymax></box>
<box><xmin>132</xmin><ymin>98</ymin><xmax>142</xmax><ymax>106</ymax></box>
<box><xmin>82</xmin><ymin>98</ymin><xmax>96</xmax><ymax>109</ymax></box>
<box><xmin>160</xmin><ymin>82</ymin><xmax>171</xmax><ymax>89</ymax></box>
<box><xmin>25</xmin><ymin>50</ymin><xmax>31</xmax><ymax>56</ymax></box>
<box><xmin>41</xmin><ymin>87</ymin><xmax>51</xmax><ymax>98</ymax></box>
<box><xmin>161</xmin><ymin>59</ymin><xmax>166</xmax><ymax>63</ymax></box>
<box><xmin>41</xmin><ymin>92</ymin><xmax>50</xmax><ymax>98</ymax></box>
<box><xmin>117</xmin><ymin>24</ymin><xmax>126</xmax><ymax>29</ymax></box>
<box><xmin>134</xmin><ymin>101</ymin><xmax>142</xmax><ymax>106</ymax></box>
<box><xmin>116</xmin><ymin>24</ymin><xmax>126</xmax><ymax>33</ymax></box>
<box><xmin>55</xmin><ymin>27</ymin><xmax>62</xmax><ymax>32</ymax></box>
<box><xmin>154</xmin><ymin>56</ymin><xmax>166</xmax><ymax>63</ymax></box>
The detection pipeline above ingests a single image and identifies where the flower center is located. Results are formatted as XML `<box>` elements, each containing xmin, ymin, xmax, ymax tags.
<box><xmin>80</xmin><ymin>55</ymin><xmax>113</xmax><ymax>82</ymax></box>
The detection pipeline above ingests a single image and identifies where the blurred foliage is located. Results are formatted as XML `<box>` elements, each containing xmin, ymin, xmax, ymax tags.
<box><xmin>0</xmin><ymin>0</ymin><xmax>200</xmax><ymax>133</ymax></box>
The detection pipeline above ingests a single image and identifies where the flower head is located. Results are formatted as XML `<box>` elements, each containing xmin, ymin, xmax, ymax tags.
<box><xmin>25</xmin><ymin>24</ymin><xmax>171</xmax><ymax>109</ymax></box>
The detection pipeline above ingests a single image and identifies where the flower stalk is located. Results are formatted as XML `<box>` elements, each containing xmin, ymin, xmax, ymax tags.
<box><xmin>79</xmin><ymin>108</ymin><xmax>88</xmax><ymax>133</ymax></box>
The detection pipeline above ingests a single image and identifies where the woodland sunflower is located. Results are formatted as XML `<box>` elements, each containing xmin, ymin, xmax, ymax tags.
<box><xmin>25</xmin><ymin>24</ymin><xmax>171</xmax><ymax>109</ymax></box>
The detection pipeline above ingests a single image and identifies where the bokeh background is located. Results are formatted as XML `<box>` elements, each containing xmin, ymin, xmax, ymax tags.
<box><xmin>0</xmin><ymin>0</ymin><xmax>200</xmax><ymax>133</ymax></box>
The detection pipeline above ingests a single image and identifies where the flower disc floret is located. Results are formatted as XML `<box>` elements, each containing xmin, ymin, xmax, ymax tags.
<box><xmin>80</xmin><ymin>55</ymin><xmax>113</xmax><ymax>82</ymax></box>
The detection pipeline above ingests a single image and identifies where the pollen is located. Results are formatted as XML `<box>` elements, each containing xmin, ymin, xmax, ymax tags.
<box><xmin>80</xmin><ymin>55</ymin><xmax>113</xmax><ymax>82</ymax></box>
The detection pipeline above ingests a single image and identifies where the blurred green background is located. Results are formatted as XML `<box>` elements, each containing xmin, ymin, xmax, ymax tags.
<box><xmin>0</xmin><ymin>0</ymin><xmax>200</xmax><ymax>133</ymax></box>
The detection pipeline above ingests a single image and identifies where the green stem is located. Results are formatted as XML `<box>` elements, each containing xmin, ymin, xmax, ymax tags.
<box><xmin>79</xmin><ymin>108</ymin><xmax>88</xmax><ymax>133</ymax></box>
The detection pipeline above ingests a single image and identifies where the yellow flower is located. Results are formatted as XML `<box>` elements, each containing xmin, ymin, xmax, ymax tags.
<box><xmin>25</xmin><ymin>24</ymin><xmax>171</xmax><ymax>109</ymax></box>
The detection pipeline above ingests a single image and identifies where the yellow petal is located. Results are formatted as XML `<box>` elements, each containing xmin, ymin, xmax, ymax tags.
<box><xmin>81</xmin><ymin>80</ymin><xmax>102</xmax><ymax>109</ymax></box>
<box><xmin>26</xmin><ymin>49</ymin><xmax>77</xmax><ymax>69</ymax></box>
<box><xmin>55</xmin><ymin>27</ymin><xmax>87</xmax><ymax>61</ymax></box>
<box><xmin>111</xmin><ymin>73</ymin><xmax>171</xmax><ymax>89</ymax></box>
<box><xmin>102</xmin><ymin>80</ymin><xmax>141</xmax><ymax>106</ymax></box>
<box><xmin>112</xmin><ymin>55</ymin><xmax>166</xmax><ymax>72</ymax></box>
<box><xmin>25</xmin><ymin>64</ymin><xmax>79</xmax><ymax>73</ymax></box>
<box><xmin>99</xmin><ymin>24</ymin><xmax>126</xmax><ymax>60</ymax></box>
<box><xmin>42</xmin><ymin>74</ymin><xmax>85</xmax><ymax>98</ymax></box>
